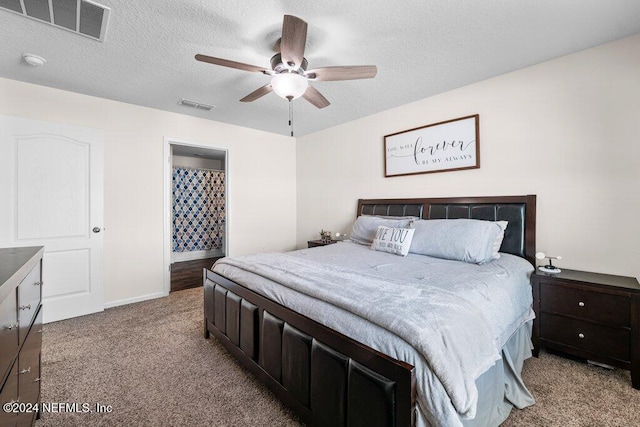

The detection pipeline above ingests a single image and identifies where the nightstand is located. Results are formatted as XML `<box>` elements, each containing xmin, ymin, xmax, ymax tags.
<box><xmin>532</xmin><ymin>269</ymin><xmax>640</xmax><ymax>389</ymax></box>
<box><xmin>307</xmin><ymin>239</ymin><xmax>338</xmax><ymax>248</ymax></box>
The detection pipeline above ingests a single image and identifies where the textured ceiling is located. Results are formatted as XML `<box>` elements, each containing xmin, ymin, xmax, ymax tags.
<box><xmin>2</xmin><ymin>1</ymin><xmax>640</xmax><ymax>137</ymax></box>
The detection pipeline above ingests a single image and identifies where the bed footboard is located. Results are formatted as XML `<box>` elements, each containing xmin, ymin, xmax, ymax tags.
<box><xmin>204</xmin><ymin>269</ymin><xmax>416</xmax><ymax>427</ymax></box>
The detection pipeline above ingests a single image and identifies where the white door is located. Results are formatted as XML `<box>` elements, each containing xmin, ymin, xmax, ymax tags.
<box><xmin>0</xmin><ymin>114</ymin><xmax>104</xmax><ymax>323</ymax></box>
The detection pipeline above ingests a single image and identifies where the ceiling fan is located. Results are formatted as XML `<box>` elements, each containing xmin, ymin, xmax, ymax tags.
<box><xmin>195</xmin><ymin>15</ymin><xmax>377</xmax><ymax>110</ymax></box>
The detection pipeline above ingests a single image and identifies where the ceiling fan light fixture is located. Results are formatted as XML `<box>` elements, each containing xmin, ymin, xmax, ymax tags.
<box><xmin>271</xmin><ymin>72</ymin><xmax>308</xmax><ymax>100</ymax></box>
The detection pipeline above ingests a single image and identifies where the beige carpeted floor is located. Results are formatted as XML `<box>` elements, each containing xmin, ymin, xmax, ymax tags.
<box><xmin>35</xmin><ymin>287</ymin><xmax>640</xmax><ymax>426</ymax></box>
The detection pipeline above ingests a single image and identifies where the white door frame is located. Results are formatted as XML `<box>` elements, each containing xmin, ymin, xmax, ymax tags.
<box><xmin>162</xmin><ymin>137</ymin><xmax>229</xmax><ymax>296</ymax></box>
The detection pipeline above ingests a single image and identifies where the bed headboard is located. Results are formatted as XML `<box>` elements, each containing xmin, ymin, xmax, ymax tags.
<box><xmin>357</xmin><ymin>195</ymin><xmax>536</xmax><ymax>266</ymax></box>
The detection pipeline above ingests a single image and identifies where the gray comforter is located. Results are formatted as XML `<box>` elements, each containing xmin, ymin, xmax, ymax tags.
<box><xmin>213</xmin><ymin>242</ymin><xmax>535</xmax><ymax>426</ymax></box>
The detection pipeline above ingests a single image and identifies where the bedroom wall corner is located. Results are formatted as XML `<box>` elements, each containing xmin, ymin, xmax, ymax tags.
<box><xmin>295</xmin><ymin>33</ymin><xmax>640</xmax><ymax>280</ymax></box>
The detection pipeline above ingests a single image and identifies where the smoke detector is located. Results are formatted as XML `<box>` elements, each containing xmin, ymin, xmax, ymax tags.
<box><xmin>23</xmin><ymin>54</ymin><xmax>46</xmax><ymax>67</ymax></box>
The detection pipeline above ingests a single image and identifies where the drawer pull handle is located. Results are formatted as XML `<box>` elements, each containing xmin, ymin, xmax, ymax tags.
<box><xmin>578</xmin><ymin>333</ymin><xmax>585</xmax><ymax>339</ymax></box>
<box><xmin>20</xmin><ymin>367</ymin><xmax>31</xmax><ymax>374</ymax></box>
<box><xmin>19</xmin><ymin>304</ymin><xmax>31</xmax><ymax>310</ymax></box>
<box><xmin>578</xmin><ymin>301</ymin><xmax>585</xmax><ymax>307</ymax></box>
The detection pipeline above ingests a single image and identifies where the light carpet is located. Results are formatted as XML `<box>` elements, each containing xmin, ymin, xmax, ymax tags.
<box><xmin>35</xmin><ymin>287</ymin><xmax>640</xmax><ymax>426</ymax></box>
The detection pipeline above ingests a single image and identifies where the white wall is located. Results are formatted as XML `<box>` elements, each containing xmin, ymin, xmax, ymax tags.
<box><xmin>0</xmin><ymin>78</ymin><xmax>297</xmax><ymax>305</ymax></box>
<box><xmin>297</xmin><ymin>33</ymin><xmax>640</xmax><ymax>280</ymax></box>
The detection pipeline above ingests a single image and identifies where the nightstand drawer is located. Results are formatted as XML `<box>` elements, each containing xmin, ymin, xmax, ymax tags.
<box><xmin>540</xmin><ymin>282</ymin><xmax>629</xmax><ymax>327</ymax></box>
<box><xmin>540</xmin><ymin>313</ymin><xmax>630</xmax><ymax>362</ymax></box>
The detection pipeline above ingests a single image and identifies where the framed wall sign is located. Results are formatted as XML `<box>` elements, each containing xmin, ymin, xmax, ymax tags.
<box><xmin>384</xmin><ymin>114</ymin><xmax>480</xmax><ymax>177</ymax></box>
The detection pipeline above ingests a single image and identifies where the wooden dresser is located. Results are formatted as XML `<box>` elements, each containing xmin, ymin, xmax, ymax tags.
<box><xmin>0</xmin><ymin>247</ymin><xmax>44</xmax><ymax>427</ymax></box>
<box><xmin>532</xmin><ymin>268</ymin><xmax>640</xmax><ymax>389</ymax></box>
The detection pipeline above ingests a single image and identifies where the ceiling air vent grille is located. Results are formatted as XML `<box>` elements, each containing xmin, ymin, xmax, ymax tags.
<box><xmin>0</xmin><ymin>0</ymin><xmax>110</xmax><ymax>41</ymax></box>
<box><xmin>178</xmin><ymin>99</ymin><xmax>215</xmax><ymax>112</ymax></box>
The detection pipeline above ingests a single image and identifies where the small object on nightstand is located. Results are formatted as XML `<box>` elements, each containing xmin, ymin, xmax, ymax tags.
<box><xmin>319</xmin><ymin>229</ymin><xmax>332</xmax><ymax>243</ymax></box>
<box><xmin>536</xmin><ymin>251</ymin><xmax>562</xmax><ymax>273</ymax></box>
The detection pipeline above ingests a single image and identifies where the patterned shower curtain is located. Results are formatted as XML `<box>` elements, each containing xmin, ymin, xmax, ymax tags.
<box><xmin>172</xmin><ymin>167</ymin><xmax>225</xmax><ymax>252</ymax></box>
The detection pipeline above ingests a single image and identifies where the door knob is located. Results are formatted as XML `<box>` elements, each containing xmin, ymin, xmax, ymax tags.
<box><xmin>93</xmin><ymin>227</ymin><xmax>102</xmax><ymax>233</ymax></box>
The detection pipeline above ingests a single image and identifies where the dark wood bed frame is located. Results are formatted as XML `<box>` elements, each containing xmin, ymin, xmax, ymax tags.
<box><xmin>203</xmin><ymin>195</ymin><xmax>536</xmax><ymax>426</ymax></box>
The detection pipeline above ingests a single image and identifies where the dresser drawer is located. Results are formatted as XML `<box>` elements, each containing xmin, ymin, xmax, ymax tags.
<box><xmin>540</xmin><ymin>312</ymin><xmax>630</xmax><ymax>362</ymax></box>
<box><xmin>0</xmin><ymin>363</ymin><xmax>19</xmax><ymax>427</ymax></box>
<box><xmin>1</xmin><ymin>289</ymin><xmax>18</xmax><ymax>383</ymax></box>
<box><xmin>540</xmin><ymin>282</ymin><xmax>629</xmax><ymax>327</ymax></box>
<box><xmin>18</xmin><ymin>263</ymin><xmax>42</xmax><ymax>345</ymax></box>
<box><xmin>17</xmin><ymin>307</ymin><xmax>42</xmax><ymax>427</ymax></box>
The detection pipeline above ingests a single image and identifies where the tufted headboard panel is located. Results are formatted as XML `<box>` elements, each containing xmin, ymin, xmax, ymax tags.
<box><xmin>360</xmin><ymin>203</ymin><xmax>423</xmax><ymax>218</ymax></box>
<box><xmin>357</xmin><ymin>195</ymin><xmax>536</xmax><ymax>265</ymax></box>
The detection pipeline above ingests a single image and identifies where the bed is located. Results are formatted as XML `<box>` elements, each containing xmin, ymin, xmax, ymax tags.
<box><xmin>203</xmin><ymin>195</ymin><xmax>537</xmax><ymax>426</ymax></box>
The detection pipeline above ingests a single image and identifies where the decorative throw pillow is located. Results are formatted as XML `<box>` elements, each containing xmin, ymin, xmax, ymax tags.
<box><xmin>409</xmin><ymin>219</ymin><xmax>508</xmax><ymax>264</ymax></box>
<box><xmin>370</xmin><ymin>226</ymin><xmax>415</xmax><ymax>256</ymax></box>
<box><xmin>349</xmin><ymin>215</ymin><xmax>416</xmax><ymax>245</ymax></box>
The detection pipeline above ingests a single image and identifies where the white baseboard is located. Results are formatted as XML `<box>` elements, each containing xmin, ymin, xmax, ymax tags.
<box><xmin>103</xmin><ymin>291</ymin><xmax>166</xmax><ymax>309</ymax></box>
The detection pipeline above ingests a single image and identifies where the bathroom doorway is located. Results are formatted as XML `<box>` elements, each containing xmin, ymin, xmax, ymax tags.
<box><xmin>163</xmin><ymin>138</ymin><xmax>227</xmax><ymax>294</ymax></box>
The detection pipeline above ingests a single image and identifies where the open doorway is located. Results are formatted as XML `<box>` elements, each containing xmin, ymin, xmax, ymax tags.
<box><xmin>163</xmin><ymin>138</ymin><xmax>227</xmax><ymax>294</ymax></box>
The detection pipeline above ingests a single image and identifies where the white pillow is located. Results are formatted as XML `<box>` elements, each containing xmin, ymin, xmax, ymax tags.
<box><xmin>409</xmin><ymin>219</ymin><xmax>507</xmax><ymax>264</ymax></box>
<box><xmin>349</xmin><ymin>215</ymin><xmax>416</xmax><ymax>245</ymax></box>
<box><xmin>370</xmin><ymin>226</ymin><xmax>415</xmax><ymax>256</ymax></box>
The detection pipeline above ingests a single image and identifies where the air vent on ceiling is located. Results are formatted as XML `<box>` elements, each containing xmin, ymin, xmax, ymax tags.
<box><xmin>0</xmin><ymin>0</ymin><xmax>110</xmax><ymax>41</ymax></box>
<box><xmin>178</xmin><ymin>99</ymin><xmax>215</xmax><ymax>112</ymax></box>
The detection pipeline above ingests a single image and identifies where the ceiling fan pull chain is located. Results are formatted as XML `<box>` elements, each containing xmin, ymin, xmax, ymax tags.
<box><xmin>289</xmin><ymin>98</ymin><xmax>294</xmax><ymax>137</ymax></box>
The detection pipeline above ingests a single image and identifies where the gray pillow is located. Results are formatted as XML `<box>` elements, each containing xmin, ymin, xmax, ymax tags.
<box><xmin>409</xmin><ymin>219</ymin><xmax>507</xmax><ymax>264</ymax></box>
<box><xmin>349</xmin><ymin>215</ymin><xmax>416</xmax><ymax>245</ymax></box>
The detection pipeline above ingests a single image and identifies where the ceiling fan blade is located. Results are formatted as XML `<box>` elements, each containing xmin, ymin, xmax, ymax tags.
<box><xmin>306</xmin><ymin>66</ymin><xmax>377</xmax><ymax>81</ymax></box>
<box><xmin>302</xmin><ymin>85</ymin><xmax>330</xmax><ymax>109</ymax></box>
<box><xmin>280</xmin><ymin>15</ymin><xmax>308</xmax><ymax>69</ymax></box>
<box><xmin>240</xmin><ymin>84</ymin><xmax>273</xmax><ymax>102</ymax></box>
<box><xmin>195</xmin><ymin>54</ymin><xmax>269</xmax><ymax>74</ymax></box>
